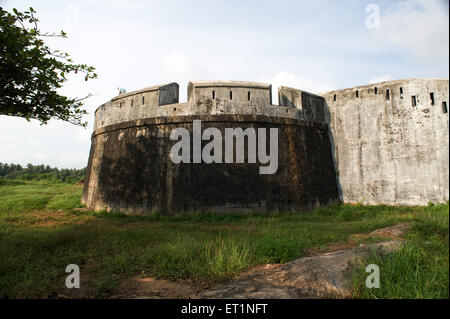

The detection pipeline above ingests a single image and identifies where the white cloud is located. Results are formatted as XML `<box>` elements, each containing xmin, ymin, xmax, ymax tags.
<box><xmin>160</xmin><ymin>52</ymin><xmax>214</xmax><ymax>102</ymax></box>
<box><xmin>369</xmin><ymin>0</ymin><xmax>449</xmax><ymax>64</ymax></box>
<box><xmin>77</xmin><ymin>128</ymin><xmax>91</xmax><ymax>144</ymax></box>
<box><xmin>259</xmin><ymin>72</ymin><xmax>335</xmax><ymax>105</ymax></box>
<box><xmin>0</xmin><ymin>117</ymin><xmax>91</xmax><ymax>168</ymax></box>
<box><xmin>0</xmin><ymin>134</ymin><xmax>50</xmax><ymax>165</ymax></box>
<box><xmin>26</xmin><ymin>140</ymin><xmax>43</xmax><ymax>148</ymax></box>
<box><xmin>162</xmin><ymin>52</ymin><xmax>195</xmax><ymax>80</ymax></box>
<box><xmin>369</xmin><ymin>74</ymin><xmax>392</xmax><ymax>84</ymax></box>
<box><xmin>92</xmin><ymin>0</ymin><xmax>141</xmax><ymax>11</ymax></box>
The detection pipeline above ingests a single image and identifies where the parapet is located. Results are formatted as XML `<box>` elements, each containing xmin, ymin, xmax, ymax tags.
<box><xmin>188</xmin><ymin>80</ymin><xmax>272</xmax><ymax>105</ymax></box>
<box><xmin>278</xmin><ymin>86</ymin><xmax>328</xmax><ymax>124</ymax></box>
<box><xmin>321</xmin><ymin>78</ymin><xmax>449</xmax><ymax>111</ymax></box>
<box><xmin>110</xmin><ymin>82</ymin><xmax>179</xmax><ymax>106</ymax></box>
<box><xmin>93</xmin><ymin>80</ymin><xmax>330</xmax><ymax>132</ymax></box>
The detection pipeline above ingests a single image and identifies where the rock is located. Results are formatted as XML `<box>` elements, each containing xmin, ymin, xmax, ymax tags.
<box><xmin>198</xmin><ymin>240</ymin><xmax>404</xmax><ymax>299</ymax></box>
<box><xmin>369</xmin><ymin>223</ymin><xmax>411</xmax><ymax>238</ymax></box>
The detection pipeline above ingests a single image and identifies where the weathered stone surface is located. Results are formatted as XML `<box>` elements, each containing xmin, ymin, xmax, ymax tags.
<box><xmin>321</xmin><ymin>79</ymin><xmax>449</xmax><ymax>205</ymax></box>
<box><xmin>197</xmin><ymin>241</ymin><xmax>404</xmax><ymax>299</ymax></box>
<box><xmin>82</xmin><ymin>114</ymin><xmax>339</xmax><ymax>214</ymax></box>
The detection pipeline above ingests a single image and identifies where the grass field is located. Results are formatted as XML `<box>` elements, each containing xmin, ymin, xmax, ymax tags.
<box><xmin>0</xmin><ymin>179</ymin><xmax>448</xmax><ymax>299</ymax></box>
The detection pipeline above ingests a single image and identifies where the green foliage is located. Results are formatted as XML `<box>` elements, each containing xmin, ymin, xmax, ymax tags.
<box><xmin>0</xmin><ymin>162</ymin><xmax>85</xmax><ymax>184</ymax></box>
<box><xmin>203</xmin><ymin>237</ymin><xmax>252</xmax><ymax>281</ymax></box>
<box><xmin>352</xmin><ymin>204</ymin><xmax>449</xmax><ymax>299</ymax></box>
<box><xmin>0</xmin><ymin>7</ymin><xmax>97</xmax><ymax>126</ymax></box>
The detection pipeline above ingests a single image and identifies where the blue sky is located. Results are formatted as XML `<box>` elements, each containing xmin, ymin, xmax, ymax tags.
<box><xmin>1</xmin><ymin>0</ymin><xmax>449</xmax><ymax>168</ymax></box>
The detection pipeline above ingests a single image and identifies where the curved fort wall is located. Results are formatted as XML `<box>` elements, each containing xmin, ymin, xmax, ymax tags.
<box><xmin>83</xmin><ymin>78</ymin><xmax>449</xmax><ymax>214</ymax></box>
<box><xmin>322</xmin><ymin>79</ymin><xmax>449</xmax><ymax>205</ymax></box>
<box><xmin>83</xmin><ymin>81</ymin><xmax>339</xmax><ymax>214</ymax></box>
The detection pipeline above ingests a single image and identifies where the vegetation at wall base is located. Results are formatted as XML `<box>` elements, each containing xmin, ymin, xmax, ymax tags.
<box><xmin>0</xmin><ymin>179</ymin><xmax>448</xmax><ymax>299</ymax></box>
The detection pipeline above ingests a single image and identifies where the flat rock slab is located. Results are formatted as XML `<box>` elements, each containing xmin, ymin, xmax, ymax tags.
<box><xmin>369</xmin><ymin>223</ymin><xmax>411</xmax><ymax>238</ymax></box>
<box><xmin>198</xmin><ymin>240</ymin><xmax>404</xmax><ymax>299</ymax></box>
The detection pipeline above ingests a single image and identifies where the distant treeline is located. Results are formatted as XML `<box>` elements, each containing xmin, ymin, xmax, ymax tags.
<box><xmin>0</xmin><ymin>163</ymin><xmax>86</xmax><ymax>184</ymax></box>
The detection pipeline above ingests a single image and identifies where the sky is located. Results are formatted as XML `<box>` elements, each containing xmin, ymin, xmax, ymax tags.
<box><xmin>0</xmin><ymin>0</ymin><xmax>449</xmax><ymax>169</ymax></box>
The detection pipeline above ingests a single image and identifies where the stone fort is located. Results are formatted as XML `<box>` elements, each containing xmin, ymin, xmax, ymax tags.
<box><xmin>82</xmin><ymin>79</ymin><xmax>449</xmax><ymax>215</ymax></box>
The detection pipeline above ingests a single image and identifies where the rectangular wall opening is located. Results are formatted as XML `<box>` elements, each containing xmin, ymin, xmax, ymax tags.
<box><xmin>212</xmin><ymin>90</ymin><xmax>215</xmax><ymax>100</ymax></box>
<box><xmin>248</xmin><ymin>91</ymin><xmax>251</xmax><ymax>101</ymax></box>
<box><xmin>400</xmin><ymin>87</ymin><xmax>404</xmax><ymax>99</ymax></box>
<box><xmin>430</xmin><ymin>92</ymin><xmax>435</xmax><ymax>105</ymax></box>
<box><xmin>375</xmin><ymin>87</ymin><xmax>378</xmax><ymax>94</ymax></box>
<box><xmin>356</xmin><ymin>90</ymin><xmax>359</xmax><ymax>98</ymax></box>
<box><xmin>443</xmin><ymin>102</ymin><xmax>448</xmax><ymax>113</ymax></box>
<box><xmin>142</xmin><ymin>96</ymin><xmax>145</xmax><ymax>105</ymax></box>
<box><xmin>411</xmin><ymin>95</ymin><xmax>417</xmax><ymax>107</ymax></box>
<box><xmin>386</xmin><ymin>89</ymin><xmax>390</xmax><ymax>101</ymax></box>
<box><xmin>230</xmin><ymin>91</ymin><xmax>232</xmax><ymax>100</ymax></box>
<box><xmin>131</xmin><ymin>99</ymin><xmax>133</xmax><ymax>107</ymax></box>
<box><xmin>333</xmin><ymin>94</ymin><xmax>336</xmax><ymax>101</ymax></box>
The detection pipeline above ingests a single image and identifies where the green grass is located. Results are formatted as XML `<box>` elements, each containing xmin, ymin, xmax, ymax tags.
<box><xmin>351</xmin><ymin>207</ymin><xmax>449</xmax><ymax>299</ymax></box>
<box><xmin>0</xmin><ymin>180</ymin><xmax>448</xmax><ymax>298</ymax></box>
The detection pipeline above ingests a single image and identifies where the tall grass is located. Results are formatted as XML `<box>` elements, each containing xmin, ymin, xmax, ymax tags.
<box><xmin>204</xmin><ymin>237</ymin><xmax>252</xmax><ymax>281</ymax></box>
<box><xmin>352</xmin><ymin>204</ymin><xmax>449</xmax><ymax>299</ymax></box>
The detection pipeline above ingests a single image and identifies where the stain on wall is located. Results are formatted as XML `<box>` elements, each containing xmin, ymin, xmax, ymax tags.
<box><xmin>82</xmin><ymin>114</ymin><xmax>339</xmax><ymax>215</ymax></box>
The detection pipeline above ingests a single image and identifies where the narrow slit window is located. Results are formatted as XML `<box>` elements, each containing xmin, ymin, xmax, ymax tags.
<box><xmin>386</xmin><ymin>89</ymin><xmax>390</xmax><ymax>101</ymax></box>
<box><xmin>430</xmin><ymin>92</ymin><xmax>435</xmax><ymax>105</ymax></box>
<box><xmin>248</xmin><ymin>91</ymin><xmax>251</xmax><ymax>101</ymax></box>
<box><xmin>443</xmin><ymin>102</ymin><xmax>448</xmax><ymax>113</ymax></box>
<box><xmin>230</xmin><ymin>91</ymin><xmax>232</xmax><ymax>100</ymax></box>
<box><xmin>375</xmin><ymin>87</ymin><xmax>378</xmax><ymax>94</ymax></box>
<box><xmin>333</xmin><ymin>94</ymin><xmax>336</xmax><ymax>101</ymax></box>
<box><xmin>131</xmin><ymin>99</ymin><xmax>133</xmax><ymax>107</ymax></box>
<box><xmin>142</xmin><ymin>96</ymin><xmax>145</xmax><ymax>105</ymax></box>
<box><xmin>356</xmin><ymin>90</ymin><xmax>359</xmax><ymax>98</ymax></box>
<box><xmin>400</xmin><ymin>87</ymin><xmax>404</xmax><ymax>99</ymax></box>
<box><xmin>212</xmin><ymin>90</ymin><xmax>215</xmax><ymax>100</ymax></box>
<box><xmin>411</xmin><ymin>95</ymin><xmax>417</xmax><ymax>107</ymax></box>
<box><xmin>119</xmin><ymin>102</ymin><xmax>122</xmax><ymax>108</ymax></box>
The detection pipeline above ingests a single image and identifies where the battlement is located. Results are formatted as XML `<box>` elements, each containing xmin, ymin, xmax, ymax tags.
<box><xmin>322</xmin><ymin>79</ymin><xmax>449</xmax><ymax>113</ymax></box>
<box><xmin>93</xmin><ymin>81</ymin><xmax>329</xmax><ymax>131</ymax></box>
<box><xmin>187</xmin><ymin>81</ymin><xmax>273</xmax><ymax>105</ymax></box>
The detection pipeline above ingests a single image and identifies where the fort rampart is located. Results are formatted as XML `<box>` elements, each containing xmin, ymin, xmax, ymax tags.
<box><xmin>322</xmin><ymin>79</ymin><xmax>449</xmax><ymax>205</ymax></box>
<box><xmin>82</xmin><ymin>79</ymin><xmax>449</xmax><ymax>214</ymax></box>
<box><xmin>82</xmin><ymin>81</ymin><xmax>339</xmax><ymax>214</ymax></box>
